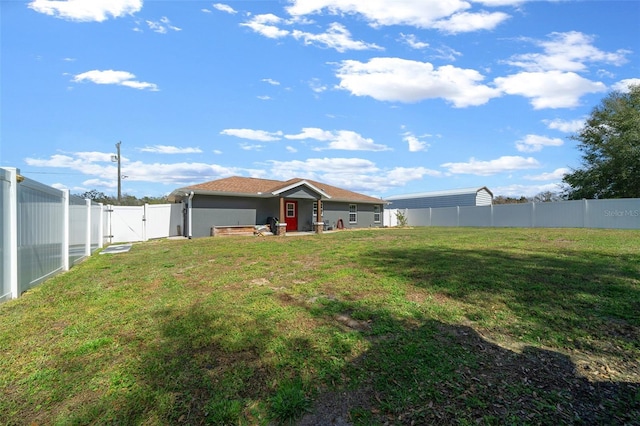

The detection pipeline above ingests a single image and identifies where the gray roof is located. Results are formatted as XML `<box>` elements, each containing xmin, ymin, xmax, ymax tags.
<box><xmin>385</xmin><ymin>187</ymin><xmax>493</xmax><ymax>201</ymax></box>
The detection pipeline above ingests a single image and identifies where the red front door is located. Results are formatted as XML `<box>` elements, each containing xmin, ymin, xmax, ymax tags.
<box><xmin>285</xmin><ymin>200</ymin><xmax>298</xmax><ymax>231</ymax></box>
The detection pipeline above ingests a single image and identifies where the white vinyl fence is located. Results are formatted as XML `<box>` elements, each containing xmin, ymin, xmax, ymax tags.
<box><xmin>391</xmin><ymin>198</ymin><xmax>640</xmax><ymax>229</ymax></box>
<box><xmin>0</xmin><ymin>168</ymin><xmax>103</xmax><ymax>302</ymax></box>
<box><xmin>104</xmin><ymin>203</ymin><xmax>183</xmax><ymax>244</ymax></box>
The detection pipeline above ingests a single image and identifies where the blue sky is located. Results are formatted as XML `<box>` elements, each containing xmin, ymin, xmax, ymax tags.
<box><xmin>1</xmin><ymin>0</ymin><xmax>639</xmax><ymax>199</ymax></box>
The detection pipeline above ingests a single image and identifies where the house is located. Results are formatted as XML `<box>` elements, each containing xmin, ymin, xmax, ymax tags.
<box><xmin>385</xmin><ymin>187</ymin><xmax>493</xmax><ymax>209</ymax></box>
<box><xmin>168</xmin><ymin>176</ymin><xmax>386</xmax><ymax>237</ymax></box>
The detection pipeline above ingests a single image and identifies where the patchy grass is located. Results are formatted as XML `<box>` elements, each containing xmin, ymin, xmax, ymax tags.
<box><xmin>1</xmin><ymin>227</ymin><xmax>639</xmax><ymax>425</ymax></box>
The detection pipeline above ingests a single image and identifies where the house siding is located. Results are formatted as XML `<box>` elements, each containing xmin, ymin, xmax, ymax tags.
<box><xmin>187</xmin><ymin>195</ymin><xmax>383</xmax><ymax>237</ymax></box>
<box><xmin>322</xmin><ymin>202</ymin><xmax>383</xmax><ymax>229</ymax></box>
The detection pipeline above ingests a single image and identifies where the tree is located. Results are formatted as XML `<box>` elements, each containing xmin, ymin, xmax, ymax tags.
<box><xmin>493</xmin><ymin>195</ymin><xmax>529</xmax><ymax>204</ymax></box>
<box><xmin>563</xmin><ymin>84</ymin><xmax>640</xmax><ymax>199</ymax></box>
<box><xmin>532</xmin><ymin>191</ymin><xmax>564</xmax><ymax>203</ymax></box>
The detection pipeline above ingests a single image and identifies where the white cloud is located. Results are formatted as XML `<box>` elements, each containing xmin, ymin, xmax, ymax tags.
<box><xmin>265</xmin><ymin>157</ymin><xmax>440</xmax><ymax>193</ymax></box>
<box><xmin>220</xmin><ymin>128</ymin><xmax>283</xmax><ymax>141</ymax></box>
<box><xmin>240</xmin><ymin>143</ymin><xmax>264</xmax><ymax>151</ymax></box>
<box><xmin>286</xmin><ymin>146</ymin><xmax>298</xmax><ymax>153</ymax></box>
<box><xmin>285</xmin><ymin>0</ymin><xmax>475</xmax><ymax>29</ymax></box>
<box><xmin>139</xmin><ymin>145</ymin><xmax>203</xmax><ymax>154</ymax></box>
<box><xmin>336</xmin><ymin>57</ymin><xmax>501</xmax><ymax>107</ymax></box>
<box><xmin>524</xmin><ymin>168</ymin><xmax>569</xmax><ymax>181</ymax></box>
<box><xmin>213</xmin><ymin>3</ymin><xmax>237</xmax><ymax>14</ymax></box>
<box><xmin>612</xmin><ymin>78</ymin><xmax>640</xmax><ymax>92</ymax></box>
<box><xmin>505</xmin><ymin>31</ymin><xmax>630</xmax><ymax>73</ymax></box>
<box><xmin>291</xmin><ymin>22</ymin><xmax>382</xmax><ymax>52</ymax></box>
<box><xmin>515</xmin><ymin>134</ymin><xmax>563</xmax><ymax>153</ymax></box>
<box><xmin>262</xmin><ymin>78</ymin><xmax>281</xmax><ymax>85</ymax></box>
<box><xmin>257</xmin><ymin>95</ymin><xmax>272</xmax><ymax>100</ymax></box>
<box><xmin>240</xmin><ymin>14</ymin><xmax>290</xmax><ymax>39</ymax></box>
<box><xmin>475</xmin><ymin>0</ymin><xmax>526</xmax><ymax>5</ymax></box>
<box><xmin>28</xmin><ymin>0</ymin><xmax>142</xmax><ymax>22</ymax></box>
<box><xmin>285</xmin><ymin>128</ymin><xmax>391</xmax><ymax>151</ymax></box>
<box><xmin>432</xmin><ymin>11</ymin><xmax>510</xmax><ymax>33</ymax></box>
<box><xmin>309</xmin><ymin>78</ymin><xmax>328</xmax><ymax>93</ymax></box>
<box><xmin>494</xmin><ymin>71</ymin><xmax>606</xmax><ymax>109</ymax></box>
<box><xmin>400</xmin><ymin>33</ymin><xmax>429</xmax><ymax>50</ymax></box>
<box><xmin>402</xmin><ymin>133</ymin><xmax>429</xmax><ymax>152</ymax></box>
<box><xmin>492</xmin><ymin>183</ymin><xmax>563</xmax><ymax>198</ymax></box>
<box><xmin>145</xmin><ymin>16</ymin><xmax>181</xmax><ymax>34</ymax></box>
<box><xmin>543</xmin><ymin>118</ymin><xmax>584</xmax><ymax>133</ymax></box>
<box><xmin>72</xmin><ymin>70</ymin><xmax>159</xmax><ymax>91</ymax></box>
<box><xmin>441</xmin><ymin>155</ymin><xmax>540</xmax><ymax>175</ymax></box>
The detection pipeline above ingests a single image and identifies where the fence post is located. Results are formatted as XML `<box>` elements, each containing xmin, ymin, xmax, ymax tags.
<box><xmin>490</xmin><ymin>204</ymin><xmax>494</xmax><ymax>227</ymax></box>
<box><xmin>106</xmin><ymin>204</ymin><xmax>112</xmax><ymax>245</ymax></box>
<box><xmin>531</xmin><ymin>202</ymin><xmax>536</xmax><ymax>228</ymax></box>
<box><xmin>143</xmin><ymin>204</ymin><xmax>148</xmax><ymax>242</ymax></box>
<box><xmin>85</xmin><ymin>199</ymin><xmax>92</xmax><ymax>256</ymax></box>
<box><xmin>98</xmin><ymin>203</ymin><xmax>104</xmax><ymax>249</ymax></box>
<box><xmin>6</xmin><ymin>168</ymin><xmax>19</xmax><ymax>299</ymax></box>
<box><xmin>583</xmin><ymin>199</ymin><xmax>588</xmax><ymax>228</ymax></box>
<box><xmin>62</xmin><ymin>190</ymin><xmax>70</xmax><ymax>272</ymax></box>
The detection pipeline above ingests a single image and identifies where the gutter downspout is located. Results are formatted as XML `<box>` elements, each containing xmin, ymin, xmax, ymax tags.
<box><xmin>187</xmin><ymin>191</ymin><xmax>194</xmax><ymax>239</ymax></box>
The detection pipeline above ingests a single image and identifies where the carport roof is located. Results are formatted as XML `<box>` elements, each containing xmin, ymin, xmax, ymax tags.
<box><xmin>170</xmin><ymin>176</ymin><xmax>384</xmax><ymax>204</ymax></box>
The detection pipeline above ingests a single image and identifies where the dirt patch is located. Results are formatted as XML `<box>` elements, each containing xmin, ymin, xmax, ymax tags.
<box><xmin>298</xmin><ymin>388</ymin><xmax>373</xmax><ymax>426</ymax></box>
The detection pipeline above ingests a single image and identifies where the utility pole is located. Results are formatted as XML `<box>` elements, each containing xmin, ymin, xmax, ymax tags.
<box><xmin>113</xmin><ymin>141</ymin><xmax>122</xmax><ymax>203</ymax></box>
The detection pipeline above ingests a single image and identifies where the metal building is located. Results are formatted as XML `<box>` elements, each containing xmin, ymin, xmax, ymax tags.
<box><xmin>385</xmin><ymin>187</ymin><xmax>493</xmax><ymax>209</ymax></box>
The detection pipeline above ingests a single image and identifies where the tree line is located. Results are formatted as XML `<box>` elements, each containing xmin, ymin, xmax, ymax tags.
<box><xmin>74</xmin><ymin>189</ymin><xmax>169</xmax><ymax>206</ymax></box>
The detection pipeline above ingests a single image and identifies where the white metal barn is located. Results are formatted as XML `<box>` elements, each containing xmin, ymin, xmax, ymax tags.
<box><xmin>385</xmin><ymin>187</ymin><xmax>493</xmax><ymax>209</ymax></box>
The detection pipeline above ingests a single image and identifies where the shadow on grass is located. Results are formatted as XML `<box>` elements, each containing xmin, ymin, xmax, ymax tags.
<box><xmin>45</xmin><ymin>292</ymin><xmax>639</xmax><ymax>425</ymax></box>
<box><xmin>14</xmin><ymin>242</ymin><xmax>638</xmax><ymax>425</ymax></box>
<box><xmin>359</xmin><ymin>246</ymin><xmax>640</xmax><ymax>356</ymax></box>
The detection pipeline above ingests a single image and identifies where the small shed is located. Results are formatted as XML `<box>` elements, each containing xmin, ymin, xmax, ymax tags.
<box><xmin>385</xmin><ymin>187</ymin><xmax>493</xmax><ymax>209</ymax></box>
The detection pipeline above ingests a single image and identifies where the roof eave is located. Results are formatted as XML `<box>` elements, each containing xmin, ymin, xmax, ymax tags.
<box><xmin>271</xmin><ymin>180</ymin><xmax>332</xmax><ymax>199</ymax></box>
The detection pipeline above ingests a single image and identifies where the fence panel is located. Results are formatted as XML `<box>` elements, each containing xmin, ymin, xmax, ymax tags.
<box><xmin>459</xmin><ymin>205</ymin><xmax>492</xmax><ymax>227</ymax></box>
<box><xmin>404</xmin><ymin>198</ymin><xmax>640</xmax><ymax>229</ymax></box>
<box><xmin>107</xmin><ymin>205</ymin><xmax>145</xmax><ymax>243</ymax></box>
<box><xmin>406</xmin><ymin>208</ymin><xmax>431</xmax><ymax>226</ymax></box>
<box><xmin>534</xmin><ymin>200</ymin><xmax>584</xmax><ymax>228</ymax></box>
<box><xmin>17</xmin><ymin>177</ymin><xmax>65</xmax><ymax>294</ymax></box>
<box><xmin>586</xmin><ymin>199</ymin><xmax>640</xmax><ymax>229</ymax></box>
<box><xmin>431</xmin><ymin>207</ymin><xmax>458</xmax><ymax>226</ymax></box>
<box><xmin>91</xmin><ymin>203</ymin><xmax>102</xmax><ymax>251</ymax></box>
<box><xmin>145</xmin><ymin>204</ymin><xmax>183</xmax><ymax>240</ymax></box>
<box><xmin>0</xmin><ymin>169</ymin><xmax>12</xmax><ymax>302</ymax></box>
<box><xmin>69</xmin><ymin>195</ymin><xmax>88</xmax><ymax>266</ymax></box>
<box><xmin>492</xmin><ymin>203</ymin><xmax>532</xmax><ymax>227</ymax></box>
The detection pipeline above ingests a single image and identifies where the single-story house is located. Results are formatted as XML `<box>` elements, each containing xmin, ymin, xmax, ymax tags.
<box><xmin>168</xmin><ymin>176</ymin><xmax>386</xmax><ymax>237</ymax></box>
<box><xmin>385</xmin><ymin>187</ymin><xmax>493</xmax><ymax>209</ymax></box>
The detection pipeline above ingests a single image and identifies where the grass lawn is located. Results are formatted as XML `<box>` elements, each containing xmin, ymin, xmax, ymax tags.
<box><xmin>1</xmin><ymin>227</ymin><xmax>639</xmax><ymax>425</ymax></box>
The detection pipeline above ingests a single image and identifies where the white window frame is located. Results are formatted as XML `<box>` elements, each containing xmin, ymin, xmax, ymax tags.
<box><xmin>313</xmin><ymin>201</ymin><xmax>323</xmax><ymax>219</ymax></box>
<box><xmin>286</xmin><ymin>202</ymin><xmax>295</xmax><ymax>218</ymax></box>
<box><xmin>373</xmin><ymin>205</ymin><xmax>381</xmax><ymax>223</ymax></box>
<box><xmin>349</xmin><ymin>204</ymin><xmax>357</xmax><ymax>224</ymax></box>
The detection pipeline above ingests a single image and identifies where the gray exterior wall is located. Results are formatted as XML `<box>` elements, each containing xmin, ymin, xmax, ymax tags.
<box><xmin>322</xmin><ymin>202</ymin><xmax>383</xmax><ymax>229</ymax></box>
<box><xmin>189</xmin><ymin>195</ymin><xmax>384</xmax><ymax>236</ymax></box>
<box><xmin>191</xmin><ymin>195</ymin><xmax>280</xmax><ymax>237</ymax></box>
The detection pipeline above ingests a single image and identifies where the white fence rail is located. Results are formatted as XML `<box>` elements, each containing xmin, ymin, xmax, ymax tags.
<box><xmin>0</xmin><ymin>168</ymin><xmax>103</xmax><ymax>302</ymax></box>
<box><xmin>393</xmin><ymin>198</ymin><xmax>640</xmax><ymax>229</ymax></box>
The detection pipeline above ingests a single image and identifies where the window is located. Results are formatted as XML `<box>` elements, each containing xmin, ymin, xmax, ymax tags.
<box><xmin>374</xmin><ymin>205</ymin><xmax>381</xmax><ymax>223</ymax></box>
<box><xmin>349</xmin><ymin>204</ymin><xmax>357</xmax><ymax>223</ymax></box>
<box><xmin>286</xmin><ymin>202</ymin><xmax>295</xmax><ymax>218</ymax></box>
<box><xmin>313</xmin><ymin>201</ymin><xmax>323</xmax><ymax>219</ymax></box>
